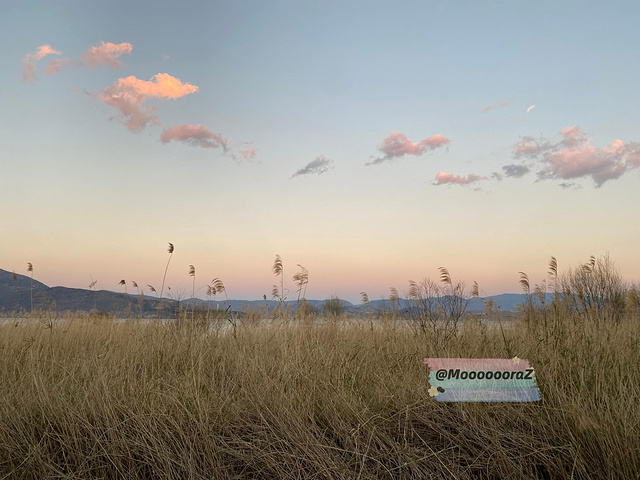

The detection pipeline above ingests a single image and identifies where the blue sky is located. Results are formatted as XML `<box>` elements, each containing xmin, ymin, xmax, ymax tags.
<box><xmin>1</xmin><ymin>0</ymin><xmax>639</xmax><ymax>303</ymax></box>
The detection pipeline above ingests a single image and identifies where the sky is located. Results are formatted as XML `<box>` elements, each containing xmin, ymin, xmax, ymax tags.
<box><xmin>1</xmin><ymin>0</ymin><xmax>640</xmax><ymax>304</ymax></box>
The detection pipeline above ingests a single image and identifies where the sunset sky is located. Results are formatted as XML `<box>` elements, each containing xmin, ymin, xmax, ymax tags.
<box><xmin>2</xmin><ymin>0</ymin><xmax>639</xmax><ymax>304</ymax></box>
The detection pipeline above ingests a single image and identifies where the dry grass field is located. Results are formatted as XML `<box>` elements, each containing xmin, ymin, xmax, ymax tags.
<box><xmin>0</xmin><ymin>300</ymin><xmax>639</xmax><ymax>479</ymax></box>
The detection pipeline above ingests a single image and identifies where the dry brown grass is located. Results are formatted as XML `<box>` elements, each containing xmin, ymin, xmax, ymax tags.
<box><xmin>0</xmin><ymin>311</ymin><xmax>638</xmax><ymax>479</ymax></box>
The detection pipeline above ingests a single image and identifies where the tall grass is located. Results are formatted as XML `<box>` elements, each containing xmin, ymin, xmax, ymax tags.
<box><xmin>3</xmin><ymin>254</ymin><xmax>638</xmax><ymax>477</ymax></box>
<box><xmin>0</xmin><ymin>307</ymin><xmax>638</xmax><ymax>479</ymax></box>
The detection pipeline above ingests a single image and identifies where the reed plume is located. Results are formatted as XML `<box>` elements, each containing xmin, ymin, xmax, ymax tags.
<box><xmin>471</xmin><ymin>281</ymin><xmax>480</xmax><ymax>298</ymax></box>
<box><xmin>27</xmin><ymin>263</ymin><xmax>33</xmax><ymax>313</ymax></box>
<box><xmin>189</xmin><ymin>265</ymin><xmax>196</xmax><ymax>321</ymax></box>
<box><xmin>389</xmin><ymin>287</ymin><xmax>399</xmax><ymax>302</ymax></box>
<box><xmin>293</xmin><ymin>264</ymin><xmax>309</xmax><ymax>305</ymax></box>
<box><xmin>130</xmin><ymin>281</ymin><xmax>142</xmax><ymax>317</ymax></box>
<box><xmin>158</xmin><ymin>243</ymin><xmax>174</xmax><ymax>318</ymax></box>
<box><xmin>272</xmin><ymin>254</ymin><xmax>286</xmax><ymax>306</ymax></box>
<box><xmin>360</xmin><ymin>292</ymin><xmax>369</xmax><ymax>305</ymax></box>
<box><xmin>438</xmin><ymin>266</ymin><xmax>452</xmax><ymax>286</ymax></box>
<box><xmin>548</xmin><ymin>256</ymin><xmax>558</xmax><ymax>290</ymax></box>
<box><xmin>211</xmin><ymin>278</ymin><xmax>227</xmax><ymax>299</ymax></box>
<box><xmin>519</xmin><ymin>272</ymin><xmax>530</xmax><ymax>294</ymax></box>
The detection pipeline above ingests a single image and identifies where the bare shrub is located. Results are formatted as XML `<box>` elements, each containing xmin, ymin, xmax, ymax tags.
<box><xmin>406</xmin><ymin>268</ymin><xmax>475</xmax><ymax>347</ymax></box>
<box><xmin>561</xmin><ymin>254</ymin><xmax>627</xmax><ymax>325</ymax></box>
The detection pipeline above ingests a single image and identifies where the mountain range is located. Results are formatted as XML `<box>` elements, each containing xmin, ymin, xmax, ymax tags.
<box><xmin>0</xmin><ymin>268</ymin><xmax>536</xmax><ymax>316</ymax></box>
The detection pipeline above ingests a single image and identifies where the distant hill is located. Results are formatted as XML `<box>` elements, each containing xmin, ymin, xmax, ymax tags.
<box><xmin>0</xmin><ymin>268</ymin><xmax>49</xmax><ymax>311</ymax></box>
<box><xmin>1</xmin><ymin>268</ymin><xmax>539</xmax><ymax>316</ymax></box>
<box><xmin>150</xmin><ymin>293</ymin><xmax>541</xmax><ymax>315</ymax></box>
<box><xmin>365</xmin><ymin>294</ymin><xmax>549</xmax><ymax>313</ymax></box>
<box><xmin>0</xmin><ymin>269</ymin><xmax>176</xmax><ymax>316</ymax></box>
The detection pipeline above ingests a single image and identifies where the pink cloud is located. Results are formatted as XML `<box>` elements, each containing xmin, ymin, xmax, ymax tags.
<box><xmin>433</xmin><ymin>172</ymin><xmax>486</xmax><ymax>186</ymax></box>
<box><xmin>625</xmin><ymin>143</ymin><xmax>640</xmax><ymax>167</ymax></box>
<box><xmin>44</xmin><ymin>57</ymin><xmax>73</xmax><ymax>75</ymax></box>
<box><xmin>509</xmin><ymin>127</ymin><xmax>640</xmax><ymax>187</ymax></box>
<box><xmin>514</xmin><ymin>136</ymin><xmax>553</xmax><ymax>158</ymax></box>
<box><xmin>559</xmin><ymin>126</ymin><xmax>582</xmax><ymax>139</ymax></box>
<box><xmin>367</xmin><ymin>131</ymin><xmax>450</xmax><ymax>165</ymax></box>
<box><xmin>516</xmin><ymin>143</ymin><xmax>539</xmax><ymax>155</ymax></box>
<box><xmin>228</xmin><ymin>148</ymin><xmax>258</xmax><ymax>163</ymax></box>
<box><xmin>607</xmin><ymin>139</ymin><xmax>626</xmax><ymax>153</ymax></box>
<box><xmin>481</xmin><ymin>101</ymin><xmax>509</xmax><ymax>113</ymax></box>
<box><xmin>514</xmin><ymin>127</ymin><xmax>588</xmax><ymax>159</ymax></box>
<box><xmin>97</xmin><ymin>73</ymin><xmax>198</xmax><ymax>132</ymax></box>
<box><xmin>544</xmin><ymin>145</ymin><xmax>626</xmax><ymax>186</ymax></box>
<box><xmin>82</xmin><ymin>42</ymin><xmax>133</xmax><ymax>69</ymax></box>
<box><xmin>161</xmin><ymin>124</ymin><xmax>228</xmax><ymax>151</ymax></box>
<box><xmin>558</xmin><ymin>125</ymin><xmax>589</xmax><ymax>149</ymax></box>
<box><xmin>22</xmin><ymin>44</ymin><xmax>61</xmax><ymax>81</ymax></box>
<box><xmin>239</xmin><ymin>149</ymin><xmax>257</xmax><ymax>160</ymax></box>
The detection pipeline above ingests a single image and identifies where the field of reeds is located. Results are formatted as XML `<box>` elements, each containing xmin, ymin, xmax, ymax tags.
<box><xmin>1</xmin><ymin>253</ymin><xmax>639</xmax><ymax>479</ymax></box>
<box><xmin>1</xmin><ymin>303</ymin><xmax>639</xmax><ymax>479</ymax></box>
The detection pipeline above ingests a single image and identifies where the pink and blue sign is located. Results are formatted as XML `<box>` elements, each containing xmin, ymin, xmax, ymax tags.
<box><xmin>423</xmin><ymin>357</ymin><xmax>540</xmax><ymax>402</ymax></box>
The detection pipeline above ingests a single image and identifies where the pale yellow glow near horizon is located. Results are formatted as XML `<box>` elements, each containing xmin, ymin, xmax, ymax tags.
<box><xmin>4</xmin><ymin>225</ymin><xmax>638</xmax><ymax>304</ymax></box>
